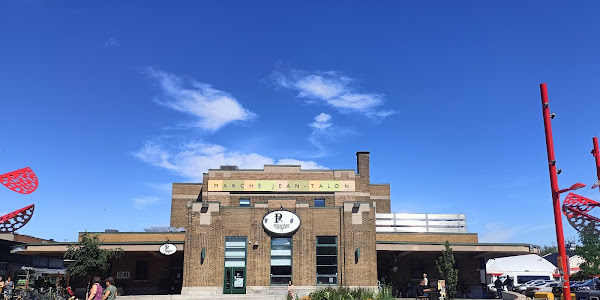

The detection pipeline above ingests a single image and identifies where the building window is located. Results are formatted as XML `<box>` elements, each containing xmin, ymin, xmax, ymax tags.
<box><xmin>316</xmin><ymin>236</ymin><xmax>337</xmax><ymax>285</ymax></box>
<box><xmin>225</xmin><ymin>236</ymin><xmax>247</xmax><ymax>267</ymax></box>
<box><xmin>271</xmin><ymin>237</ymin><xmax>292</xmax><ymax>285</ymax></box>
<box><xmin>135</xmin><ymin>260</ymin><xmax>149</xmax><ymax>280</ymax></box>
<box><xmin>239</xmin><ymin>199</ymin><xmax>250</xmax><ymax>207</ymax></box>
<box><xmin>314</xmin><ymin>199</ymin><xmax>325</xmax><ymax>207</ymax></box>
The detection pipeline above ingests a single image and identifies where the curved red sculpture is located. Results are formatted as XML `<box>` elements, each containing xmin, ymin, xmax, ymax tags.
<box><xmin>0</xmin><ymin>204</ymin><xmax>34</xmax><ymax>232</ymax></box>
<box><xmin>0</xmin><ymin>167</ymin><xmax>38</xmax><ymax>194</ymax></box>
<box><xmin>562</xmin><ymin>192</ymin><xmax>600</xmax><ymax>236</ymax></box>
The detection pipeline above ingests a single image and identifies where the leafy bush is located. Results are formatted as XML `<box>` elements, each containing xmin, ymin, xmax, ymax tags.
<box><xmin>307</xmin><ymin>286</ymin><xmax>393</xmax><ymax>300</ymax></box>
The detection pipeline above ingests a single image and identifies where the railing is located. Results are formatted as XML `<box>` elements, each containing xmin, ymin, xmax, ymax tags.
<box><xmin>375</xmin><ymin>213</ymin><xmax>467</xmax><ymax>233</ymax></box>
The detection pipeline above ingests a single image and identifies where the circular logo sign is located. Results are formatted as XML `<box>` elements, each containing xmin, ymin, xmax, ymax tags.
<box><xmin>159</xmin><ymin>243</ymin><xmax>177</xmax><ymax>255</ymax></box>
<box><xmin>263</xmin><ymin>210</ymin><xmax>301</xmax><ymax>235</ymax></box>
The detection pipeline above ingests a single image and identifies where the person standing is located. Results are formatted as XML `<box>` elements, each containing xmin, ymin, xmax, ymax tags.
<box><xmin>102</xmin><ymin>277</ymin><xmax>117</xmax><ymax>300</ymax></box>
<box><xmin>494</xmin><ymin>277</ymin><xmax>503</xmax><ymax>299</ymax></box>
<box><xmin>87</xmin><ymin>277</ymin><xmax>103</xmax><ymax>300</ymax></box>
<box><xmin>461</xmin><ymin>280</ymin><xmax>472</xmax><ymax>298</ymax></box>
<box><xmin>287</xmin><ymin>281</ymin><xmax>295</xmax><ymax>299</ymax></box>
<box><xmin>504</xmin><ymin>276</ymin><xmax>514</xmax><ymax>291</ymax></box>
<box><xmin>423</xmin><ymin>273</ymin><xmax>428</xmax><ymax>287</ymax></box>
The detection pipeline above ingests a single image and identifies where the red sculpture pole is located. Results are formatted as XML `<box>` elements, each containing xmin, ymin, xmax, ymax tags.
<box><xmin>540</xmin><ymin>83</ymin><xmax>571</xmax><ymax>299</ymax></box>
<box><xmin>593</xmin><ymin>137</ymin><xmax>600</xmax><ymax>194</ymax></box>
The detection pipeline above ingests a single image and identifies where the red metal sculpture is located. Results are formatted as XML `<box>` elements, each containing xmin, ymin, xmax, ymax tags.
<box><xmin>0</xmin><ymin>167</ymin><xmax>38</xmax><ymax>194</ymax></box>
<box><xmin>0</xmin><ymin>204</ymin><xmax>34</xmax><ymax>232</ymax></box>
<box><xmin>562</xmin><ymin>192</ymin><xmax>600</xmax><ymax>236</ymax></box>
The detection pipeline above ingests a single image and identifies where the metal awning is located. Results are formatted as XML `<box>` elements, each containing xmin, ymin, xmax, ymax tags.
<box><xmin>11</xmin><ymin>242</ymin><xmax>185</xmax><ymax>257</ymax></box>
<box><xmin>377</xmin><ymin>241</ymin><xmax>537</xmax><ymax>258</ymax></box>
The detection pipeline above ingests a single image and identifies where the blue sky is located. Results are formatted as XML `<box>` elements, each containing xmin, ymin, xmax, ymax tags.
<box><xmin>1</xmin><ymin>1</ymin><xmax>600</xmax><ymax>246</ymax></box>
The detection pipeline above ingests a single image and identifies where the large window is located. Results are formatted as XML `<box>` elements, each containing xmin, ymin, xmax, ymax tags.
<box><xmin>270</xmin><ymin>237</ymin><xmax>292</xmax><ymax>285</ymax></box>
<box><xmin>225</xmin><ymin>236</ymin><xmax>247</xmax><ymax>267</ymax></box>
<box><xmin>316</xmin><ymin>236</ymin><xmax>337</xmax><ymax>285</ymax></box>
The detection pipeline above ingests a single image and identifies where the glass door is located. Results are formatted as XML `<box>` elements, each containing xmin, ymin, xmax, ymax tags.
<box><xmin>223</xmin><ymin>267</ymin><xmax>246</xmax><ymax>294</ymax></box>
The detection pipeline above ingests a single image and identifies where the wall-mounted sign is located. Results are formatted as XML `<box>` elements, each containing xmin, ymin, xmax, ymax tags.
<box><xmin>159</xmin><ymin>243</ymin><xmax>177</xmax><ymax>255</ymax></box>
<box><xmin>116</xmin><ymin>271</ymin><xmax>130</xmax><ymax>279</ymax></box>
<box><xmin>263</xmin><ymin>210</ymin><xmax>301</xmax><ymax>235</ymax></box>
<box><xmin>208</xmin><ymin>180</ymin><xmax>355</xmax><ymax>192</ymax></box>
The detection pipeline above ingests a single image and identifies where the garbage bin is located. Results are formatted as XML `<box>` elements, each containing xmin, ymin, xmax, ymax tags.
<box><xmin>535</xmin><ymin>292</ymin><xmax>554</xmax><ymax>300</ymax></box>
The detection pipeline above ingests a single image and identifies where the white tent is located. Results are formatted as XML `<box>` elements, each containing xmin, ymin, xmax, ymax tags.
<box><xmin>486</xmin><ymin>254</ymin><xmax>557</xmax><ymax>275</ymax></box>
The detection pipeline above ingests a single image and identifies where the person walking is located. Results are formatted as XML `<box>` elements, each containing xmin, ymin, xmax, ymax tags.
<box><xmin>87</xmin><ymin>277</ymin><xmax>103</xmax><ymax>300</ymax></box>
<box><xmin>102</xmin><ymin>277</ymin><xmax>117</xmax><ymax>300</ymax></box>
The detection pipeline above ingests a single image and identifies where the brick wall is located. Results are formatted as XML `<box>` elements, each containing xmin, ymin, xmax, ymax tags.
<box><xmin>376</xmin><ymin>233</ymin><xmax>479</xmax><ymax>243</ymax></box>
<box><xmin>83</xmin><ymin>232</ymin><xmax>185</xmax><ymax>243</ymax></box>
<box><xmin>370</xmin><ymin>184</ymin><xmax>390</xmax><ymax>213</ymax></box>
<box><xmin>171</xmin><ymin>183</ymin><xmax>202</xmax><ymax>228</ymax></box>
<box><xmin>180</xmin><ymin>152</ymin><xmax>381</xmax><ymax>289</ymax></box>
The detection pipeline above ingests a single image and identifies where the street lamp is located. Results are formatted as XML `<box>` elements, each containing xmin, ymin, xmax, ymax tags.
<box><xmin>558</xmin><ymin>183</ymin><xmax>586</xmax><ymax>194</ymax></box>
<box><xmin>539</xmin><ymin>83</ymin><xmax>577</xmax><ymax>300</ymax></box>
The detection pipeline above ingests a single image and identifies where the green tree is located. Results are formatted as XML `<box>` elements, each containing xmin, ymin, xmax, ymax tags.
<box><xmin>574</xmin><ymin>231</ymin><xmax>600</xmax><ymax>278</ymax></box>
<box><xmin>63</xmin><ymin>232</ymin><xmax>123</xmax><ymax>295</ymax></box>
<box><xmin>436</xmin><ymin>241</ymin><xmax>459</xmax><ymax>299</ymax></box>
<box><xmin>539</xmin><ymin>244</ymin><xmax>558</xmax><ymax>256</ymax></box>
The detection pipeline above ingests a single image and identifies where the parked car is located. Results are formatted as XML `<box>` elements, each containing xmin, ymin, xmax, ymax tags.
<box><xmin>571</xmin><ymin>278</ymin><xmax>600</xmax><ymax>291</ymax></box>
<box><xmin>488</xmin><ymin>273</ymin><xmax>554</xmax><ymax>294</ymax></box>
<box><xmin>524</xmin><ymin>281</ymin><xmax>561</xmax><ymax>298</ymax></box>
<box><xmin>516</xmin><ymin>280</ymin><xmax>554</xmax><ymax>294</ymax></box>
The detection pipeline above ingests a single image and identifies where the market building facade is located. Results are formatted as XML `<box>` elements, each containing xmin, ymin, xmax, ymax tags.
<box><xmin>13</xmin><ymin>152</ymin><xmax>538</xmax><ymax>298</ymax></box>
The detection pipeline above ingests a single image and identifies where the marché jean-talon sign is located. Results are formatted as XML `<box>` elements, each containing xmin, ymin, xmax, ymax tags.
<box><xmin>208</xmin><ymin>180</ymin><xmax>355</xmax><ymax>192</ymax></box>
<box><xmin>263</xmin><ymin>210</ymin><xmax>301</xmax><ymax>235</ymax></box>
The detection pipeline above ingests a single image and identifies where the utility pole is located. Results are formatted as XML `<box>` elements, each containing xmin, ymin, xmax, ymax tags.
<box><xmin>539</xmin><ymin>83</ymin><xmax>571</xmax><ymax>299</ymax></box>
<box><xmin>592</xmin><ymin>137</ymin><xmax>600</xmax><ymax>194</ymax></box>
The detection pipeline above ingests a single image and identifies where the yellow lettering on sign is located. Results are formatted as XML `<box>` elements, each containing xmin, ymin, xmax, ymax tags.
<box><xmin>207</xmin><ymin>180</ymin><xmax>355</xmax><ymax>192</ymax></box>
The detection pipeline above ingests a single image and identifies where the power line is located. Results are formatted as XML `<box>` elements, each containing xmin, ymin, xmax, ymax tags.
<box><xmin>0</xmin><ymin>144</ymin><xmax>19</xmax><ymax>169</ymax></box>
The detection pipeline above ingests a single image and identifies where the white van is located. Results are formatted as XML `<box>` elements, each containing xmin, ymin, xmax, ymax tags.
<box><xmin>488</xmin><ymin>272</ymin><xmax>554</xmax><ymax>293</ymax></box>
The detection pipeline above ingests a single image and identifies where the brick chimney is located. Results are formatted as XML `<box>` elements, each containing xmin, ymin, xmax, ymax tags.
<box><xmin>356</xmin><ymin>152</ymin><xmax>370</xmax><ymax>193</ymax></box>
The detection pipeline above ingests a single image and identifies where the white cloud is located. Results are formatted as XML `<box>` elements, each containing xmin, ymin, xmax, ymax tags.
<box><xmin>272</xmin><ymin>70</ymin><xmax>396</xmax><ymax>118</ymax></box>
<box><xmin>133</xmin><ymin>139</ymin><xmax>326</xmax><ymax>181</ymax></box>
<box><xmin>133</xmin><ymin>196</ymin><xmax>160</xmax><ymax>210</ymax></box>
<box><xmin>309</xmin><ymin>113</ymin><xmax>332</xmax><ymax>130</ymax></box>
<box><xmin>104</xmin><ymin>37</ymin><xmax>120</xmax><ymax>48</ymax></box>
<box><xmin>147</xmin><ymin>68</ymin><xmax>256</xmax><ymax>131</ymax></box>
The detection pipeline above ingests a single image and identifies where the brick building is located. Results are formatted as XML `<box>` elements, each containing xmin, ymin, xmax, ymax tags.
<box><xmin>13</xmin><ymin>152</ymin><xmax>538</xmax><ymax>298</ymax></box>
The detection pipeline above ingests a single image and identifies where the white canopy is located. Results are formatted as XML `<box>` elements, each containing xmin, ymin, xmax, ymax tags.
<box><xmin>21</xmin><ymin>266</ymin><xmax>66</xmax><ymax>276</ymax></box>
<box><xmin>486</xmin><ymin>254</ymin><xmax>557</xmax><ymax>275</ymax></box>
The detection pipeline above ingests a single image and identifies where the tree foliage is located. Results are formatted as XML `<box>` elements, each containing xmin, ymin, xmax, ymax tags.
<box><xmin>63</xmin><ymin>232</ymin><xmax>123</xmax><ymax>284</ymax></box>
<box><xmin>539</xmin><ymin>244</ymin><xmax>559</xmax><ymax>256</ymax></box>
<box><xmin>574</xmin><ymin>231</ymin><xmax>600</xmax><ymax>278</ymax></box>
<box><xmin>436</xmin><ymin>241</ymin><xmax>459</xmax><ymax>299</ymax></box>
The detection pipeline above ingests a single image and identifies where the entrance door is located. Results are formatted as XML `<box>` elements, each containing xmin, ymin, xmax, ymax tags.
<box><xmin>223</xmin><ymin>267</ymin><xmax>246</xmax><ymax>294</ymax></box>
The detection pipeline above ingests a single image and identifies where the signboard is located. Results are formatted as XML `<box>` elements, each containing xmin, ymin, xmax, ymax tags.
<box><xmin>234</xmin><ymin>276</ymin><xmax>244</xmax><ymax>288</ymax></box>
<box><xmin>263</xmin><ymin>210</ymin><xmax>301</xmax><ymax>235</ymax></box>
<box><xmin>159</xmin><ymin>243</ymin><xmax>177</xmax><ymax>255</ymax></box>
<box><xmin>116</xmin><ymin>271</ymin><xmax>130</xmax><ymax>279</ymax></box>
<box><xmin>208</xmin><ymin>180</ymin><xmax>355</xmax><ymax>192</ymax></box>
<box><xmin>438</xmin><ymin>280</ymin><xmax>446</xmax><ymax>299</ymax></box>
